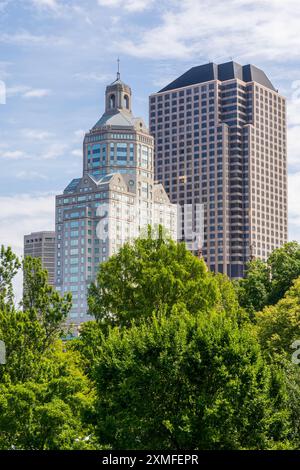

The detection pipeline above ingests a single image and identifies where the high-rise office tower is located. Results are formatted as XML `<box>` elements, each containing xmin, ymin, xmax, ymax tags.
<box><xmin>55</xmin><ymin>73</ymin><xmax>176</xmax><ymax>324</ymax></box>
<box><xmin>24</xmin><ymin>231</ymin><xmax>56</xmax><ymax>285</ymax></box>
<box><xmin>150</xmin><ymin>61</ymin><xmax>287</xmax><ymax>278</ymax></box>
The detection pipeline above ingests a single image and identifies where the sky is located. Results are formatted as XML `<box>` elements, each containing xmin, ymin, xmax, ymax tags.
<box><xmin>0</xmin><ymin>0</ymin><xmax>300</xmax><ymax>264</ymax></box>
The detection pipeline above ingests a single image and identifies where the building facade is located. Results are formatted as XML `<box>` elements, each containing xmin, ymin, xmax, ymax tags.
<box><xmin>55</xmin><ymin>74</ymin><xmax>176</xmax><ymax>324</ymax></box>
<box><xmin>150</xmin><ymin>61</ymin><xmax>287</xmax><ymax>278</ymax></box>
<box><xmin>24</xmin><ymin>231</ymin><xmax>56</xmax><ymax>285</ymax></box>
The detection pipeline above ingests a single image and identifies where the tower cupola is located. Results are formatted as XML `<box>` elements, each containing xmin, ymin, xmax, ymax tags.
<box><xmin>105</xmin><ymin>63</ymin><xmax>132</xmax><ymax>114</ymax></box>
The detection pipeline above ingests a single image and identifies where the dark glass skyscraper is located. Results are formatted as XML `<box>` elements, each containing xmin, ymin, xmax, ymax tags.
<box><xmin>150</xmin><ymin>61</ymin><xmax>287</xmax><ymax>278</ymax></box>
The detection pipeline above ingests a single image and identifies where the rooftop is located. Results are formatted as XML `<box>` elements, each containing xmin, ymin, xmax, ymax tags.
<box><xmin>158</xmin><ymin>61</ymin><xmax>276</xmax><ymax>93</ymax></box>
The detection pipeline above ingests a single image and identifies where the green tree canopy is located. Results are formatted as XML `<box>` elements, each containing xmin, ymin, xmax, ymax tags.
<box><xmin>236</xmin><ymin>242</ymin><xmax>300</xmax><ymax>314</ymax></box>
<box><xmin>0</xmin><ymin>248</ymin><xmax>98</xmax><ymax>450</ymax></box>
<box><xmin>0</xmin><ymin>344</ymin><xmax>98</xmax><ymax>450</ymax></box>
<box><xmin>0</xmin><ymin>246</ymin><xmax>20</xmax><ymax>308</ymax></box>
<box><xmin>89</xmin><ymin>306</ymin><xmax>289</xmax><ymax>450</ymax></box>
<box><xmin>88</xmin><ymin>229</ymin><xmax>225</xmax><ymax>327</ymax></box>
<box><xmin>256</xmin><ymin>278</ymin><xmax>300</xmax><ymax>359</ymax></box>
<box><xmin>255</xmin><ymin>278</ymin><xmax>300</xmax><ymax>449</ymax></box>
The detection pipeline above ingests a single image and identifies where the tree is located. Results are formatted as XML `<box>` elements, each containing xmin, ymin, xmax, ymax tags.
<box><xmin>235</xmin><ymin>242</ymin><xmax>300</xmax><ymax>314</ymax></box>
<box><xmin>235</xmin><ymin>259</ymin><xmax>271</xmax><ymax>315</ymax></box>
<box><xmin>22</xmin><ymin>256</ymin><xmax>72</xmax><ymax>351</ymax></box>
<box><xmin>255</xmin><ymin>278</ymin><xmax>300</xmax><ymax>449</ymax></box>
<box><xmin>268</xmin><ymin>242</ymin><xmax>300</xmax><ymax>305</ymax></box>
<box><xmin>90</xmin><ymin>306</ymin><xmax>289</xmax><ymax>450</ymax></box>
<box><xmin>214</xmin><ymin>273</ymin><xmax>242</xmax><ymax>320</ymax></box>
<box><xmin>0</xmin><ymin>248</ymin><xmax>98</xmax><ymax>450</ymax></box>
<box><xmin>0</xmin><ymin>246</ymin><xmax>20</xmax><ymax>308</ymax></box>
<box><xmin>256</xmin><ymin>278</ymin><xmax>300</xmax><ymax>359</ymax></box>
<box><xmin>0</xmin><ymin>343</ymin><xmax>99</xmax><ymax>450</ymax></box>
<box><xmin>0</xmin><ymin>255</ymin><xmax>72</xmax><ymax>384</ymax></box>
<box><xmin>88</xmin><ymin>229</ymin><xmax>220</xmax><ymax>327</ymax></box>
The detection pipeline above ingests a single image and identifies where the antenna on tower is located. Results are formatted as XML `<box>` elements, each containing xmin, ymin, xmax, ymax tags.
<box><xmin>117</xmin><ymin>57</ymin><xmax>120</xmax><ymax>80</ymax></box>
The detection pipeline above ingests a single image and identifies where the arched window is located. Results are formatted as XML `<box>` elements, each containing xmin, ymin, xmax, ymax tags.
<box><xmin>110</xmin><ymin>94</ymin><xmax>116</xmax><ymax>109</ymax></box>
<box><xmin>124</xmin><ymin>94</ymin><xmax>129</xmax><ymax>109</ymax></box>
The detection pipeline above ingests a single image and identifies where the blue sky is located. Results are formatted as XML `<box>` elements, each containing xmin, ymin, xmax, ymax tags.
<box><xmin>0</xmin><ymin>0</ymin><xmax>300</xmax><ymax>259</ymax></box>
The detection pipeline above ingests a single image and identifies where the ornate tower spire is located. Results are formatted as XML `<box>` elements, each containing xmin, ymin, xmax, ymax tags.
<box><xmin>104</xmin><ymin>68</ymin><xmax>132</xmax><ymax>114</ymax></box>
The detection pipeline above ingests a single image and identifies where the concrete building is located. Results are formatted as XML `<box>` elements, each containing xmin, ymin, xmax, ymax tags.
<box><xmin>55</xmin><ymin>73</ymin><xmax>176</xmax><ymax>324</ymax></box>
<box><xmin>150</xmin><ymin>61</ymin><xmax>287</xmax><ymax>278</ymax></box>
<box><xmin>24</xmin><ymin>231</ymin><xmax>56</xmax><ymax>285</ymax></box>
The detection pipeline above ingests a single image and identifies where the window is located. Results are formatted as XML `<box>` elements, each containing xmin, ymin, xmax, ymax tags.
<box><xmin>110</xmin><ymin>94</ymin><xmax>115</xmax><ymax>109</ymax></box>
<box><xmin>124</xmin><ymin>94</ymin><xmax>129</xmax><ymax>109</ymax></box>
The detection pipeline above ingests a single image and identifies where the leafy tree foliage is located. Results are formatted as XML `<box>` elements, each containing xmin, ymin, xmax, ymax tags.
<box><xmin>0</xmin><ymin>248</ymin><xmax>97</xmax><ymax>450</ymax></box>
<box><xmin>236</xmin><ymin>242</ymin><xmax>300</xmax><ymax>314</ymax></box>
<box><xmin>255</xmin><ymin>278</ymin><xmax>300</xmax><ymax>449</ymax></box>
<box><xmin>0</xmin><ymin>246</ymin><xmax>20</xmax><ymax>308</ymax></box>
<box><xmin>80</xmin><ymin>233</ymin><xmax>300</xmax><ymax>450</ymax></box>
<box><xmin>0</xmin><ymin>344</ymin><xmax>98</xmax><ymax>450</ymax></box>
<box><xmin>235</xmin><ymin>259</ymin><xmax>270</xmax><ymax>316</ymax></box>
<box><xmin>268</xmin><ymin>242</ymin><xmax>300</xmax><ymax>304</ymax></box>
<box><xmin>90</xmin><ymin>307</ymin><xmax>289</xmax><ymax>450</ymax></box>
<box><xmin>256</xmin><ymin>278</ymin><xmax>300</xmax><ymax>358</ymax></box>
<box><xmin>0</xmin><ymin>255</ymin><xmax>72</xmax><ymax>384</ymax></box>
<box><xmin>88</xmin><ymin>229</ymin><xmax>222</xmax><ymax>327</ymax></box>
<box><xmin>2</xmin><ymin>235</ymin><xmax>300</xmax><ymax>450</ymax></box>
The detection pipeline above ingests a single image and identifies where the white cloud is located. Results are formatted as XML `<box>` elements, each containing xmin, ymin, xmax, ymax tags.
<box><xmin>73</xmin><ymin>129</ymin><xmax>85</xmax><ymax>141</ymax></box>
<box><xmin>31</xmin><ymin>0</ymin><xmax>59</xmax><ymax>9</ymax></box>
<box><xmin>97</xmin><ymin>0</ymin><xmax>153</xmax><ymax>12</ymax></box>
<box><xmin>41</xmin><ymin>142</ymin><xmax>67</xmax><ymax>159</ymax></box>
<box><xmin>71</xmin><ymin>5</ymin><xmax>92</xmax><ymax>25</ymax></box>
<box><xmin>22</xmin><ymin>88</ymin><xmax>51</xmax><ymax>98</ymax></box>
<box><xmin>0</xmin><ymin>192</ymin><xmax>55</xmax><ymax>302</ymax></box>
<box><xmin>74</xmin><ymin>72</ymin><xmax>112</xmax><ymax>83</ymax></box>
<box><xmin>6</xmin><ymin>85</ymin><xmax>51</xmax><ymax>99</ymax></box>
<box><xmin>29</xmin><ymin>0</ymin><xmax>93</xmax><ymax>24</ymax></box>
<box><xmin>0</xmin><ymin>60</ymin><xmax>12</xmax><ymax>80</ymax></box>
<box><xmin>288</xmin><ymin>172</ymin><xmax>300</xmax><ymax>241</ymax></box>
<box><xmin>16</xmin><ymin>170</ymin><xmax>47</xmax><ymax>180</ymax></box>
<box><xmin>287</xmin><ymin>126</ymin><xmax>300</xmax><ymax>169</ymax></box>
<box><xmin>6</xmin><ymin>85</ymin><xmax>31</xmax><ymax>97</ymax></box>
<box><xmin>288</xmin><ymin>97</ymin><xmax>300</xmax><ymax>127</ymax></box>
<box><xmin>0</xmin><ymin>141</ymin><xmax>66</xmax><ymax>161</ymax></box>
<box><xmin>71</xmin><ymin>149</ymin><xmax>82</xmax><ymax>157</ymax></box>
<box><xmin>0</xmin><ymin>31</ymin><xmax>68</xmax><ymax>47</ymax></box>
<box><xmin>21</xmin><ymin>128</ymin><xmax>54</xmax><ymax>140</ymax></box>
<box><xmin>117</xmin><ymin>0</ymin><xmax>300</xmax><ymax>61</ymax></box>
<box><xmin>0</xmin><ymin>150</ymin><xmax>29</xmax><ymax>160</ymax></box>
<box><xmin>0</xmin><ymin>192</ymin><xmax>55</xmax><ymax>252</ymax></box>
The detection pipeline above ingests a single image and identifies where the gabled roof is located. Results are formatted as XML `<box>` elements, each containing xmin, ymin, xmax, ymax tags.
<box><xmin>63</xmin><ymin>173</ymin><xmax>130</xmax><ymax>195</ymax></box>
<box><xmin>158</xmin><ymin>61</ymin><xmax>276</xmax><ymax>93</ymax></box>
<box><xmin>63</xmin><ymin>178</ymin><xmax>81</xmax><ymax>194</ymax></box>
<box><xmin>153</xmin><ymin>183</ymin><xmax>172</xmax><ymax>205</ymax></box>
<box><xmin>63</xmin><ymin>174</ymin><xmax>98</xmax><ymax>194</ymax></box>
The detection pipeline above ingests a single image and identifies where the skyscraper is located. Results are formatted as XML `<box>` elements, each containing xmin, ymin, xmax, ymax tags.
<box><xmin>55</xmin><ymin>73</ymin><xmax>176</xmax><ymax>324</ymax></box>
<box><xmin>150</xmin><ymin>61</ymin><xmax>287</xmax><ymax>278</ymax></box>
<box><xmin>24</xmin><ymin>231</ymin><xmax>56</xmax><ymax>285</ymax></box>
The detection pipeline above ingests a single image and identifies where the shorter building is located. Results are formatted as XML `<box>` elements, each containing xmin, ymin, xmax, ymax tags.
<box><xmin>24</xmin><ymin>231</ymin><xmax>56</xmax><ymax>286</ymax></box>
